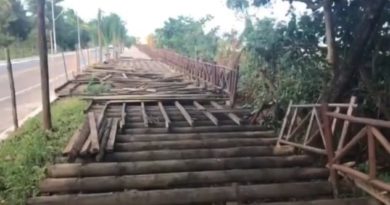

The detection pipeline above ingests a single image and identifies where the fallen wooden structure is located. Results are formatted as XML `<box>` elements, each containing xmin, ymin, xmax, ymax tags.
<box><xmin>28</xmin><ymin>51</ymin><xmax>379</xmax><ymax>205</ymax></box>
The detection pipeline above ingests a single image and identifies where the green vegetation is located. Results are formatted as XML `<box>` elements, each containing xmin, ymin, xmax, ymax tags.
<box><xmin>0</xmin><ymin>0</ymin><xmax>136</xmax><ymax>60</ymax></box>
<box><xmin>0</xmin><ymin>98</ymin><xmax>86</xmax><ymax>205</ymax></box>
<box><xmin>155</xmin><ymin>15</ymin><xmax>219</xmax><ymax>61</ymax></box>
<box><xmin>85</xmin><ymin>78</ymin><xmax>111</xmax><ymax>95</ymax></box>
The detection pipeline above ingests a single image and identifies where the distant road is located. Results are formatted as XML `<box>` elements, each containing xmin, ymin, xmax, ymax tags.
<box><xmin>0</xmin><ymin>49</ymin><xmax>97</xmax><ymax>136</ymax></box>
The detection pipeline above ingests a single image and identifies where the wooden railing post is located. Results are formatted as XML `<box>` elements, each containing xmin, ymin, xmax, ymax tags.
<box><xmin>320</xmin><ymin>103</ymin><xmax>338</xmax><ymax>198</ymax></box>
<box><xmin>276</xmin><ymin>101</ymin><xmax>293</xmax><ymax>147</ymax></box>
<box><xmin>367</xmin><ymin>126</ymin><xmax>377</xmax><ymax>179</ymax></box>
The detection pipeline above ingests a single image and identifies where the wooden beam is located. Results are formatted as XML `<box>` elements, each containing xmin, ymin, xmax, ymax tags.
<box><xmin>158</xmin><ymin>101</ymin><xmax>171</xmax><ymax>129</ymax></box>
<box><xmin>193</xmin><ymin>101</ymin><xmax>218</xmax><ymax>126</ymax></box>
<box><xmin>175</xmin><ymin>101</ymin><xmax>194</xmax><ymax>126</ymax></box>
<box><xmin>106</xmin><ymin>118</ymin><xmax>119</xmax><ymax>152</ymax></box>
<box><xmin>141</xmin><ymin>102</ymin><xmax>149</xmax><ymax>128</ymax></box>
<box><xmin>88</xmin><ymin>112</ymin><xmax>99</xmax><ymax>153</ymax></box>
<box><xmin>210</xmin><ymin>101</ymin><xmax>241</xmax><ymax>125</ymax></box>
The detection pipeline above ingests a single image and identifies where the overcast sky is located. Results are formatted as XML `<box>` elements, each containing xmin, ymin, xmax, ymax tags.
<box><xmin>60</xmin><ymin>0</ymin><xmax>303</xmax><ymax>41</ymax></box>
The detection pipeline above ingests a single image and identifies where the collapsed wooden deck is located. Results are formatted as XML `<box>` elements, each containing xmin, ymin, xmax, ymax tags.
<box><xmin>28</xmin><ymin>53</ymin><xmax>378</xmax><ymax>205</ymax></box>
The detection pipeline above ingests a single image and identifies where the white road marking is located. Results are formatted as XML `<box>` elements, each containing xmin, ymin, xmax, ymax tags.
<box><xmin>0</xmin><ymin>73</ymin><xmax>65</xmax><ymax>102</ymax></box>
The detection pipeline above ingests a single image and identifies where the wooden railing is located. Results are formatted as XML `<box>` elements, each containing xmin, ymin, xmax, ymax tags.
<box><xmin>136</xmin><ymin>45</ymin><xmax>239</xmax><ymax>106</ymax></box>
<box><xmin>276</xmin><ymin>97</ymin><xmax>357</xmax><ymax>155</ymax></box>
<box><xmin>277</xmin><ymin>96</ymin><xmax>390</xmax><ymax>204</ymax></box>
<box><xmin>324</xmin><ymin>109</ymin><xmax>390</xmax><ymax>204</ymax></box>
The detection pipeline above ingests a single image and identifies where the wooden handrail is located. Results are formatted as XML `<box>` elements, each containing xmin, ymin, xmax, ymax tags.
<box><xmin>326</xmin><ymin>112</ymin><xmax>390</xmax><ymax>128</ymax></box>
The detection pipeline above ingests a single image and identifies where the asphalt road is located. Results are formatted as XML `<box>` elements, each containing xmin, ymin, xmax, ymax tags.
<box><xmin>0</xmin><ymin>49</ymin><xmax>98</xmax><ymax>135</ymax></box>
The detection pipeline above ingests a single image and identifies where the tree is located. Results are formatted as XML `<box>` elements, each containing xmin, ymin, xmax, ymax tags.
<box><xmin>227</xmin><ymin>0</ymin><xmax>390</xmax><ymax>119</ymax></box>
<box><xmin>155</xmin><ymin>16</ymin><xmax>220</xmax><ymax>61</ymax></box>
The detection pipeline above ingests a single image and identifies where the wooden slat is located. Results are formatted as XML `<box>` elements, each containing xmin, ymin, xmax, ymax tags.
<box><xmin>141</xmin><ymin>102</ymin><xmax>149</xmax><ymax>128</ymax></box>
<box><xmin>337</xmin><ymin>96</ymin><xmax>357</xmax><ymax>150</ymax></box>
<box><xmin>210</xmin><ymin>101</ymin><xmax>241</xmax><ymax>125</ymax></box>
<box><xmin>277</xmin><ymin>101</ymin><xmax>292</xmax><ymax>143</ymax></box>
<box><xmin>158</xmin><ymin>101</ymin><xmax>171</xmax><ymax>129</ymax></box>
<box><xmin>119</xmin><ymin>103</ymin><xmax>126</xmax><ymax>130</ymax></box>
<box><xmin>88</xmin><ymin>112</ymin><xmax>99</xmax><ymax>153</ymax></box>
<box><xmin>303</xmin><ymin>110</ymin><xmax>315</xmax><ymax>145</ymax></box>
<box><xmin>106</xmin><ymin>118</ymin><xmax>119</xmax><ymax>152</ymax></box>
<box><xmin>331</xmin><ymin>107</ymin><xmax>340</xmax><ymax>134</ymax></box>
<box><xmin>175</xmin><ymin>101</ymin><xmax>194</xmax><ymax>126</ymax></box>
<box><xmin>286</xmin><ymin>107</ymin><xmax>298</xmax><ymax>139</ymax></box>
<box><xmin>193</xmin><ymin>101</ymin><xmax>218</xmax><ymax>126</ymax></box>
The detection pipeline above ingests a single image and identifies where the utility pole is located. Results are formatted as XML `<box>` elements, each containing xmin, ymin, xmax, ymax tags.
<box><xmin>38</xmin><ymin>0</ymin><xmax>52</xmax><ymax>130</ymax></box>
<box><xmin>51</xmin><ymin>0</ymin><xmax>57</xmax><ymax>53</ymax></box>
<box><xmin>98</xmin><ymin>9</ymin><xmax>103</xmax><ymax>63</ymax></box>
<box><xmin>5</xmin><ymin>48</ymin><xmax>18</xmax><ymax>130</ymax></box>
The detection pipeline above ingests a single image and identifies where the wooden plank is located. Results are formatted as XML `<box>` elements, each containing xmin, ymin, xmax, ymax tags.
<box><xmin>210</xmin><ymin>101</ymin><xmax>241</xmax><ymax>125</ymax></box>
<box><xmin>141</xmin><ymin>102</ymin><xmax>149</xmax><ymax>128</ymax></box>
<box><xmin>337</xmin><ymin>96</ymin><xmax>357</xmax><ymax>150</ymax></box>
<box><xmin>193</xmin><ymin>101</ymin><xmax>218</xmax><ymax>126</ymax></box>
<box><xmin>277</xmin><ymin>101</ymin><xmax>292</xmax><ymax>144</ymax></box>
<box><xmin>158</xmin><ymin>101</ymin><xmax>171</xmax><ymax>129</ymax></box>
<box><xmin>106</xmin><ymin>118</ymin><xmax>119</xmax><ymax>152</ymax></box>
<box><xmin>175</xmin><ymin>101</ymin><xmax>194</xmax><ymax>126</ymax></box>
<box><xmin>331</xmin><ymin>106</ymin><xmax>340</xmax><ymax>134</ymax></box>
<box><xmin>119</xmin><ymin>103</ymin><xmax>126</xmax><ymax>130</ymax></box>
<box><xmin>286</xmin><ymin>107</ymin><xmax>298</xmax><ymax>139</ymax></box>
<box><xmin>303</xmin><ymin>109</ymin><xmax>315</xmax><ymax>145</ymax></box>
<box><xmin>88</xmin><ymin>112</ymin><xmax>100</xmax><ymax>153</ymax></box>
<box><xmin>96</xmin><ymin>119</ymin><xmax>113</xmax><ymax>161</ymax></box>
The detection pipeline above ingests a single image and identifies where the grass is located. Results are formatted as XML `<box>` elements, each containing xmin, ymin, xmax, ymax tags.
<box><xmin>0</xmin><ymin>98</ymin><xmax>87</xmax><ymax>205</ymax></box>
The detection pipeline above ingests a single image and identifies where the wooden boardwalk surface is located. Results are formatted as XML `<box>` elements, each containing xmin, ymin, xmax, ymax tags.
<box><xmin>27</xmin><ymin>49</ymin><xmax>378</xmax><ymax>205</ymax></box>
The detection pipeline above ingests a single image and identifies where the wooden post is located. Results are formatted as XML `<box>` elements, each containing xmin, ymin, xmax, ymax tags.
<box><xmin>367</xmin><ymin>127</ymin><xmax>377</xmax><ymax>179</ymax></box>
<box><xmin>61</xmin><ymin>52</ymin><xmax>69</xmax><ymax>81</ymax></box>
<box><xmin>320</xmin><ymin>103</ymin><xmax>338</xmax><ymax>198</ymax></box>
<box><xmin>4</xmin><ymin>47</ymin><xmax>18</xmax><ymax>129</ymax></box>
<box><xmin>37</xmin><ymin>0</ymin><xmax>52</xmax><ymax>130</ymax></box>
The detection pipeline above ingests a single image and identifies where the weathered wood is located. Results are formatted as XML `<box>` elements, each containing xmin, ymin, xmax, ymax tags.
<box><xmin>279</xmin><ymin>139</ymin><xmax>327</xmax><ymax>155</ymax></box>
<box><xmin>106</xmin><ymin>118</ymin><xmax>119</xmax><ymax>152</ymax></box>
<box><xmin>119</xmin><ymin>103</ymin><xmax>126</xmax><ymax>130</ymax></box>
<box><xmin>211</xmin><ymin>101</ymin><xmax>241</xmax><ymax>125</ymax></box>
<box><xmin>124</xmin><ymin>125</ymin><xmax>267</xmax><ymax>134</ymax></box>
<box><xmin>39</xmin><ymin>168</ymin><xmax>328</xmax><ymax>193</ymax></box>
<box><xmin>28</xmin><ymin>181</ymin><xmax>332</xmax><ymax>205</ymax></box>
<box><xmin>62</xmin><ymin>118</ymin><xmax>90</xmax><ymax>159</ymax></box>
<box><xmin>193</xmin><ymin>101</ymin><xmax>218</xmax><ymax>126</ymax></box>
<box><xmin>337</xmin><ymin>96</ymin><xmax>357</xmax><ymax>150</ymax></box>
<box><xmin>105</xmin><ymin>146</ymin><xmax>291</xmax><ymax>162</ymax></box>
<box><xmin>114</xmin><ymin>138</ymin><xmax>276</xmax><ymax>152</ymax></box>
<box><xmin>96</xmin><ymin>118</ymin><xmax>113</xmax><ymax>161</ymax></box>
<box><xmin>252</xmin><ymin>198</ymin><xmax>378</xmax><ymax>205</ymax></box>
<box><xmin>141</xmin><ymin>102</ymin><xmax>149</xmax><ymax>127</ymax></box>
<box><xmin>175</xmin><ymin>101</ymin><xmax>194</xmax><ymax>126</ymax></box>
<box><xmin>327</xmin><ymin>112</ymin><xmax>390</xmax><ymax>129</ymax></box>
<box><xmin>158</xmin><ymin>101</ymin><xmax>171</xmax><ymax>129</ymax></box>
<box><xmin>88</xmin><ymin>112</ymin><xmax>100</xmax><ymax>153</ymax></box>
<box><xmin>47</xmin><ymin>155</ymin><xmax>313</xmax><ymax>178</ymax></box>
<box><xmin>116</xmin><ymin>131</ymin><xmax>275</xmax><ymax>142</ymax></box>
<box><xmin>370</xmin><ymin>126</ymin><xmax>390</xmax><ymax>153</ymax></box>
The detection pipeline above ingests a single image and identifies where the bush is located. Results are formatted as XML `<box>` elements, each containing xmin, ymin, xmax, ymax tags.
<box><xmin>0</xmin><ymin>98</ymin><xmax>86</xmax><ymax>205</ymax></box>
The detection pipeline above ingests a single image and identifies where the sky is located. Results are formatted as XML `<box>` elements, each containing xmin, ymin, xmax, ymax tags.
<box><xmin>60</xmin><ymin>0</ymin><xmax>303</xmax><ymax>42</ymax></box>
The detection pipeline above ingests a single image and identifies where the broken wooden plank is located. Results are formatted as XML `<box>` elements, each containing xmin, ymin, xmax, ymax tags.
<box><xmin>141</xmin><ymin>102</ymin><xmax>149</xmax><ymax>128</ymax></box>
<box><xmin>158</xmin><ymin>101</ymin><xmax>171</xmax><ymax>129</ymax></box>
<box><xmin>210</xmin><ymin>101</ymin><xmax>241</xmax><ymax>125</ymax></box>
<box><xmin>175</xmin><ymin>101</ymin><xmax>194</xmax><ymax>126</ymax></box>
<box><xmin>193</xmin><ymin>101</ymin><xmax>218</xmax><ymax>126</ymax></box>
<box><xmin>88</xmin><ymin>112</ymin><xmax>100</xmax><ymax>154</ymax></box>
<box><xmin>106</xmin><ymin>118</ymin><xmax>119</xmax><ymax>152</ymax></box>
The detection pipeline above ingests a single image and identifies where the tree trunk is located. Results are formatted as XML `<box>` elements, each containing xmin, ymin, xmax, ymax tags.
<box><xmin>4</xmin><ymin>47</ymin><xmax>18</xmax><ymax>129</ymax></box>
<box><xmin>37</xmin><ymin>0</ymin><xmax>52</xmax><ymax>130</ymax></box>
<box><xmin>323</xmin><ymin>0</ymin><xmax>387</xmax><ymax>102</ymax></box>
<box><xmin>323</xmin><ymin>0</ymin><xmax>338</xmax><ymax>71</ymax></box>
